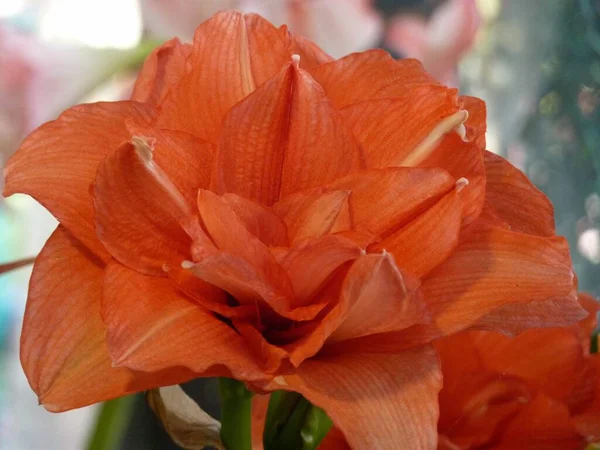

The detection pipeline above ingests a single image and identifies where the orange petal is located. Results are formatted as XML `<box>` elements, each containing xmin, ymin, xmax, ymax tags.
<box><xmin>92</xmin><ymin>139</ymin><xmax>193</xmax><ymax>275</ymax></box>
<box><xmin>460</xmin><ymin>95</ymin><xmax>486</xmax><ymax>149</ymax></box>
<box><xmin>422</xmin><ymin>224</ymin><xmax>575</xmax><ymax>335</ymax></box>
<box><xmin>498</xmin><ymin>394</ymin><xmax>584</xmax><ymax>449</ymax></box>
<box><xmin>473</xmin><ymin>296</ymin><xmax>587</xmax><ymax>336</ymax></box>
<box><xmin>272</xmin><ymin>189</ymin><xmax>350</xmax><ymax>244</ymax></box>
<box><xmin>221</xmin><ymin>193</ymin><xmax>288</xmax><ymax>247</ymax></box>
<box><xmin>328</xmin><ymin>253</ymin><xmax>429</xmax><ymax>343</ymax></box>
<box><xmin>419</xmin><ymin>133</ymin><xmax>485</xmax><ymax>224</ymax></box>
<box><xmin>277</xmin><ymin>234</ymin><xmax>362</xmax><ymax>307</ymax></box>
<box><xmin>157</xmin><ymin>12</ymin><xmax>293</xmax><ymax>143</ymax></box>
<box><xmin>371</xmin><ymin>190</ymin><xmax>463</xmax><ymax>278</ymax></box>
<box><xmin>328</xmin><ymin>167</ymin><xmax>455</xmax><ymax>238</ymax></box>
<box><xmin>290</xmin><ymin>34</ymin><xmax>333</xmax><ymax>70</ymax></box>
<box><xmin>126</xmin><ymin>120</ymin><xmax>216</xmax><ymax>205</ymax></box>
<box><xmin>283</xmin><ymin>346</ymin><xmax>442</xmax><ymax>450</ymax></box>
<box><xmin>340</xmin><ymin>86</ymin><xmax>461</xmax><ymax>168</ymax></box>
<box><xmin>4</xmin><ymin>101</ymin><xmax>155</xmax><ymax>260</ymax></box>
<box><xmin>475</xmin><ymin>328</ymin><xmax>585</xmax><ymax>402</ymax></box>
<box><xmin>196</xmin><ymin>190</ymin><xmax>293</xmax><ymax>299</ymax></box>
<box><xmin>308</xmin><ymin>50</ymin><xmax>438</xmax><ymax>108</ymax></box>
<box><xmin>102</xmin><ymin>262</ymin><xmax>265</xmax><ymax>381</ymax></box>
<box><xmin>130</xmin><ymin>38</ymin><xmax>192</xmax><ymax>106</ymax></box>
<box><xmin>484</xmin><ymin>151</ymin><xmax>555</xmax><ymax>236</ymax></box>
<box><xmin>251</xmin><ymin>394</ymin><xmax>270</xmax><ymax>450</ymax></box>
<box><xmin>21</xmin><ymin>226</ymin><xmax>194</xmax><ymax>412</ymax></box>
<box><xmin>213</xmin><ymin>61</ymin><xmax>364</xmax><ymax>205</ymax></box>
<box><xmin>318</xmin><ymin>428</ymin><xmax>350</xmax><ymax>450</ymax></box>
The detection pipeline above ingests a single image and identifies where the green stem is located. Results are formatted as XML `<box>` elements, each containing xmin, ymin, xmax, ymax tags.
<box><xmin>264</xmin><ymin>391</ymin><xmax>332</xmax><ymax>450</ymax></box>
<box><xmin>86</xmin><ymin>395</ymin><xmax>135</xmax><ymax>450</ymax></box>
<box><xmin>300</xmin><ymin>405</ymin><xmax>333</xmax><ymax>450</ymax></box>
<box><xmin>218</xmin><ymin>378</ymin><xmax>254</xmax><ymax>450</ymax></box>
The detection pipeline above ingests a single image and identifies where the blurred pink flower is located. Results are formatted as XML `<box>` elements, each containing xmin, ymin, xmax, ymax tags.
<box><xmin>141</xmin><ymin>0</ymin><xmax>381</xmax><ymax>57</ymax></box>
<box><xmin>385</xmin><ymin>0</ymin><xmax>480</xmax><ymax>85</ymax></box>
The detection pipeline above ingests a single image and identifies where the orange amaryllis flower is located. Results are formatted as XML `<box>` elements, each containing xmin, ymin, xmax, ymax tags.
<box><xmin>437</xmin><ymin>293</ymin><xmax>600</xmax><ymax>450</ymax></box>
<box><xmin>4</xmin><ymin>10</ymin><xmax>583</xmax><ymax>449</ymax></box>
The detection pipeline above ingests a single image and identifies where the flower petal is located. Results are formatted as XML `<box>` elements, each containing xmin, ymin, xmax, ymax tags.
<box><xmin>221</xmin><ymin>193</ymin><xmax>288</xmax><ymax>247</ymax></box>
<box><xmin>473</xmin><ymin>296</ymin><xmax>587</xmax><ymax>336</ymax></box>
<box><xmin>422</xmin><ymin>224</ymin><xmax>575</xmax><ymax>335</ymax></box>
<box><xmin>498</xmin><ymin>394</ymin><xmax>584</xmax><ymax>449</ymax></box>
<box><xmin>308</xmin><ymin>50</ymin><xmax>438</xmax><ymax>108</ymax></box>
<box><xmin>328</xmin><ymin>252</ymin><xmax>429</xmax><ymax>343</ymax></box>
<box><xmin>125</xmin><ymin>121</ymin><xmax>216</xmax><ymax>205</ymax></box>
<box><xmin>131</xmin><ymin>38</ymin><xmax>192</xmax><ymax>106</ymax></box>
<box><xmin>340</xmin><ymin>86</ymin><xmax>460</xmax><ymax>168</ymax></box>
<box><xmin>483</xmin><ymin>151</ymin><xmax>555</xmax><ymax>236</ymax></box>
<box><xmin>475</xmin><ymin>328</ymin><xmax>586</xmax><ymax>402</ymax></box>
<box><xmin>4</xmin><ymin>101</ymin><xmax>155</xmax><ymax>259</ymax></box>
<box><xmin>102</xmin><ymin>262</ymin><xmax>265</xmax><ymax>381</ymax></box>
<box><xmin>92</xmin><ymin>139</ymin><xmax>194</xmax><ymax>275</ymax></box>
<box><xmin>272</xmin><ymin>189</ymin><xmax>350</xmax><ymax>243</ymax></box>
<box><xmin>370</xmin><ymin>190</ymin><xmax>463</xmax><ymax>278</ymax></box>
<box><xmin>282</xmin><ymin>346</ymin><xmax>442</xmax><ymax>450</ymax></box>
<box><xmin>21</xmin><ymin>226</ymin><xmax>192</xmax><ymax>412</ymax></box>
<box><xmin>277</xmin><ymin>234</ymin><xmax>362</xmax><ymax>307</ymax></box>
<box><xmin>158</xmin><ymin>11</ymin><xmax>293</xmax><ymax>142</ymax></box>
<box><xmin>419</xmin><ymin>133</ymin><xmax>485</xmax><ymax>224</ymax></box>
<box><xmin>213</xmin><ymin>61</ymin><xmax>364</xmax><ymax>205</ymax></box>
<box><xmin>328</xmin><ymin>167</ymin><xmax>455</xmax><ymax>238</ymax></box>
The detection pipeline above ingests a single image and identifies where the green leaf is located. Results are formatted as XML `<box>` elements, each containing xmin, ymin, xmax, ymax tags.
<box><xmin>218</xmin><ymin>378</ymin><xmax>253</xmax><ymax>450</ymax></box>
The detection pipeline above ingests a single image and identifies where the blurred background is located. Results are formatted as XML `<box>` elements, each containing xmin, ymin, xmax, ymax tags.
<box><xmin>0</xmin><ymin>0</ymin><xmax>598</xmax><ymax>448</ymax></box>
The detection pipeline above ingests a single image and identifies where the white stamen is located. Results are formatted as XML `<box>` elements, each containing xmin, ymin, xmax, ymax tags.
<box><xmin>291</xmin><ymin>54</ymin><xmax>300</xmax><ymax>68</ymax></box>
<box><xmin>455</xmin><ymin>123</ymin><xmax>467</xmax><ymax>141</ymax></box>
<box><xmin>455</xmin><ymin>177</ymin><xmax>469</xmax><ymax>192</ymax></box>
<box><xmin>181</xmin><ymin>260</ymin><xmax>195</xmax><ymax>269</ymax></box>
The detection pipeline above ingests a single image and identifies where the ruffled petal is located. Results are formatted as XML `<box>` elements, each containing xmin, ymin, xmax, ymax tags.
<box><xmin>213</xmin><ymin>61</ymin><xmax>364</xmax><ymax>205</ymax></box>
<box><xmin>483</xmin><ymin>151</ymin><xmax>555</xmax><ymax>236</ymax></box>
<box><xmin>221</xmin><ymin>193</ymin><xmax>288</xmax><ymax>247</ymax></box>
<box><xmin>422</xmin><ymin>224</ymin><xmax>575</xmax><ymax>335</ymax></box>
<box><xmin>125</xmin><ymin>120</ymin><xmax>216</xmax><ymax>204</ymax></box>
<box><xmin>272</xmin><ymin>189</ymin><xmax>350</xmax><ymax>243</ymax></box>
<box><xmin>4</xmin><ymin>101</ymin><xmax>155</xmax><ymax>259</ymax></box>
<box><xmin>102</xmin><ymin>262</ymin><xmax>265</xmax><ymax>381</ymax></box>
<box><xmin>328</xmin><ymin>252</ymin><xmax>429</xmax><ymax>343</ymax></box>
<box><xmin>277</xmin><ymin>234</ymin><xmax>362</xmax><ymax>307</ymax></box>
<box><xmin>21</xmin><ymin>226</ymin><xmax>193</xmax><ymax>412</ymax></box>
<box><xmin>340</xmin><ymin>86</ymin><xmax>461</xmax><ymax>168</ymax></box>
<box><xmin>308</xmin><ymin>50</ymin><xmax>438</xmax><ymax>108</ymax></box>
<box><xmin>328</xmin><ymin>167</ymin><xmax>455</xmax><ymax>238</ymax></box>
<box><xmin>131</xmin><ymin>38</ymin><xmax>192</xmax><ymax>105</ymax></box>
<box><xmin>473</xmin><ymin>297</ymin><xmax>587</xmax><ymax>336</ymax></box>
<box><xmin>92</xmin><ymin>139</ymin><xmax>194</xmax><ymax>275</ymax></box>
<box><xmin>475</xmin><ymin>329</ymin><xmax>586</xmax><ymax>402</ymax></box>
<box><xmin>371</xmin><ymin>190</ymin><xmax>463</xmax><ymax>278</ymax></box>
<box><xmin>419</xmin><ymin>133</ymin><xmax>485</xmax><ymax>224</ymax></box>
<box><xmin>157</xmin><ymin>12</ymin><xmax>294</xmax><ymax>142</ymax></box>
<box><xmin>496</xmin><ymin>394</ymin><xmax>584</xmax><ymax>450</ymax></box>
<box><xmin>281</xmin><ymin>346</ymin><xmax>442</xmax><ymax>450</ymax></box>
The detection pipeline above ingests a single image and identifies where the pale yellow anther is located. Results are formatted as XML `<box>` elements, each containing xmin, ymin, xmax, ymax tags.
<box><xmin>291</xmin><ymin>54</ymin><xmax>300</xmax><ymax>68</ymax></box>
<box><xmin>181</xmin><ymin>260</ymin><xmax>195</xmax><ymax>269</ymax></box>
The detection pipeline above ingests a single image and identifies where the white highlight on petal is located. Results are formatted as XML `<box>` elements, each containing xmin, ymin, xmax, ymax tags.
<box><xmin>455</xmin><ymin>177</ymin><xmax>469</xmax><ymax>192</ymax></box>
<box><xmin>181</xmin><ymin>260</ymin><xmax>195</xmax><ymax>270</ymax></box>
<box><xmin>455</xmin><ymin>123</ymin><xmax>467</xmax><ymax>141</ymax></box>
